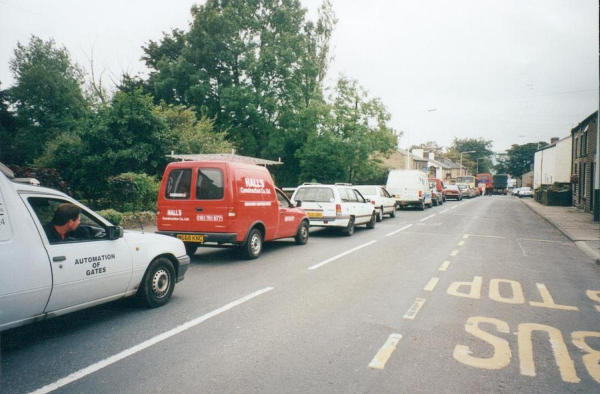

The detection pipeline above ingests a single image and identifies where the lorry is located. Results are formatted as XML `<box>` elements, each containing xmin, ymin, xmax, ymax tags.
<box><xmin>492</xmin><ymin>174</ymin><xmax>509</xmax><ymax>195</ymax></box>
<box><xmin>0</xmin><ymin>163</ymin><xmax>189</xmax><ymax>332</ymax></box>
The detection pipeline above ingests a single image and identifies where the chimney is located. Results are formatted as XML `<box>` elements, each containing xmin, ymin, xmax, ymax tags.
<box><xmin>429</xmin><ymin>152</ymin><xmax>435</xmax><ymax>161</ymax></box>
<box><xmin>550</xmin><ymin>137</ymin><xmax>559</xmax><ymax>144</ymax></box>
<box><xmin>412</xmin><ymin>149</ymin><xmax>424</xmax><ymax>158</ymax></box>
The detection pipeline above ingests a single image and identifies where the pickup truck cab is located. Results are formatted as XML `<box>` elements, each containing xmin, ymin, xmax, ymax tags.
<box><xmin>0</xmin><ymin>164</ymin><xmax>189</xmax><ymax>332</ymax></box>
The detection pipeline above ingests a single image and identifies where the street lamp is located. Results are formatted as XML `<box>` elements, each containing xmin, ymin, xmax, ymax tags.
<box><xmin>460</xmin><ymin>151</ymin><xmax>476</xmax><ymax>176</ymax></box>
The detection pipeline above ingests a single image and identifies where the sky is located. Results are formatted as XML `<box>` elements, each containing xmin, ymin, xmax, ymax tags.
<box><xmin>1</xmin><ymin>0</ymin><xmax>598</xmax><ymax>153</ymax></box>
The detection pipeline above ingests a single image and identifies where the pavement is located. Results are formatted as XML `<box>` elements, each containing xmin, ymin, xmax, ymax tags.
<box><xmin>520</xmin><ymin>198</ymin><xmax>600</xmax><ymax>264</ymax></box>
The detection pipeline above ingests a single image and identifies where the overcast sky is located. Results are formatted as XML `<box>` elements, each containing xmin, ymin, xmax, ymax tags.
<box><xmin>1</xmin><ymin>0</ymin><xmax>598</xmax><ymax>152</ymax></box>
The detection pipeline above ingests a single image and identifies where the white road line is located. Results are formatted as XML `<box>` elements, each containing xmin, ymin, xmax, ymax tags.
<box><xmin>518</xmin><ymin>238</ymin><xmax>573</xmax><ymax>244</ymax></box>
<box><xmin>450</xmin><ymin>249</ymin><xmax>459</xmax><ymax>256</ymax></box>
<box><xmin>424</xmin><ymin>277</ymin><xmax>440</xmax><ymax>291</ymax></box>
<box><xmin>28</xmin><ymin>287</ymin><xmax>274</xmax><ymax>394</ymax></box>
<box><xmin>385</xmin><ymin>224</ymin><xmax>413</xmax><ymax>237</ymax></box>
<box><xmin>439</xmin><ymin>209</ymin><xmax>450</xmax><ymax>214</ymax></box>
<box><xmin>465</xmin><ymin>234</ymin><xmax>505</xmax><ymax>239</ymax></box>
<box><xmin>368</xmin><ymin>334</ymin><xmax>403</xmax><ymax>370</ymax></box>
<box><xmin>403</xmin><ymin>298</ymin><xmax>426</xmax><ymax>320</ymax></box>
<box><xmin>439</xmin><ymin>261</ymin><xmax>451</xmax><ymax>271</ymax></box>
<box><xmin>308</xmin><ymin>241</ymin><xmax>377</xmax><ymax>270</ymax></box>
<box><xmin>419</xmin><ymin>214</ymin><xmax>436</xmax><ymax>222</ymax></box>
<box><xmin>450</xmin><ymin>205</ymin><xmax>459</xmax><ymax>209</ymax></box>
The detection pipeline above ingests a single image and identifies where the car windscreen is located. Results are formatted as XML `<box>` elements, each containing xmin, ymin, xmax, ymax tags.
<box><xmin>353</xmin><ymin>186</ymin><xmax>376</xmax><ymax>195</ymax></box>
<box><xmin>294</xmin><ymin>187</ymin><xmax>334</xmax><ymax>202</ymax></box>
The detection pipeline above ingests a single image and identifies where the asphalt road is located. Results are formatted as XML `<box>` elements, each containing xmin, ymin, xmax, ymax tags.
<box><xmin>2</xmin><ymin>196</ymin><xmax>599</xmax><ymax>393</ymax></box>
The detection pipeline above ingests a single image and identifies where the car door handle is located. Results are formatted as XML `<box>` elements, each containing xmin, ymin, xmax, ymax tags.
<box><xmin>53</xmin><ymin>256</ymin><xmax>66</xmax><ymax>262</ymax></box>
<box><xmin>196</xmin><ymin>207</ymin><xmax>203</xmax><ymax>212</ymax></box>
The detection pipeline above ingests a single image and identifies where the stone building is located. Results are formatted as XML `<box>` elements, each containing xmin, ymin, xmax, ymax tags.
<box><xmin>571</xmin><ymin>111</ymin><xmax>598</xmax><ymax>213</ymax></box>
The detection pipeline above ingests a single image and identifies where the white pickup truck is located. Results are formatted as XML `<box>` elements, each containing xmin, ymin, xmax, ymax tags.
<box><xmin>0</xmin><ymin>163</ymin><xmax>190</xmax><ymax>331</ymax></box>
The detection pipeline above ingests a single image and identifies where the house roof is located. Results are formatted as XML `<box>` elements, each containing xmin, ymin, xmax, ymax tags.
<box><xmin>167</xmin><ymin>154</ymin><xmax>283</xmax><ymax>166</ymax></box>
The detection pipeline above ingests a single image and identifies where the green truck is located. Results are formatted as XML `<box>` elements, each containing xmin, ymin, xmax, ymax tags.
<box><xmin>492</xmin><ymin>174</ymin><xmax>509</xmax><ymax>195</ymax></box>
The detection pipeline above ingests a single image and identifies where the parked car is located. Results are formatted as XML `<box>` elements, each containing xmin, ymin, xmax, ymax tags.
<box><xmin>518</xmin><ymin>187</ymin><xmax>534</xmax><ymax>198</ymax></box>
<box><xmin>353</xmin><ymin>185</ymin><xmax>397</xmax><ymax>222</ymax></box>
<box><xmin>291</xmin><ymin>184</ymin><xmax>376</xmax><ymax>236</ymax></box>
<box><xmin>511</xmin><ymin>187</ymin><xmax>522</xmax><ymax>196</ymax></box>
<box><xmin>428</xmin><ymin>178</ymin><xmax>446</xmax><ymax>202</ymax></box>
<box><xmin>444</xmin><ymin>185</ymin><xmax>463</xmax><ymax>201</ymax></box>
<box><xmin>386</xmin><ymin>170</ymin><xmax>433</xmax><ymax>210</ymax></box>
<box><xmin>430</xmin><ymin>188</ymin><xmax>444</xmax><ymax>206</ymax></box>
<box><xmin>157</xmin><ymin>159</ymin><xmax>309</xmax><ymax>259</ymax></box>
<box><xmin>0</xmin><ymin>163</ymin><xmax>189</xmax><ymax>331</ymax></box>
<box><xmin>457</xmin><ymin>183</ymin><xmax>474</xmax><ymax>199</ymax></box>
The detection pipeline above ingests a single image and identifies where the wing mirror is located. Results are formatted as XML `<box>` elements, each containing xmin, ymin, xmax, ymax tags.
<box><xmin>107</xmin><ymin>225</ymin><xmax>124</xmax><ymax>240</ymax></box>
<box><xmin>295</xmin><ymin>200</ymin><xmax>302</xmax><ymax>208</ymax></box>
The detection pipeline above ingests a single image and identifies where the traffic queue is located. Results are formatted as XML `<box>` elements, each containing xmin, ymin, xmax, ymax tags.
<box><xmin>0</xmin><ymin>156</ymin><xmax>481</xmax><ymax>332</ymax></box>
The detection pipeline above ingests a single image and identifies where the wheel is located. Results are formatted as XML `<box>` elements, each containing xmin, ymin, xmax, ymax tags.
<box><xmin>343</xmin><ymin>217</ymin><xmax>355</xmax><ymax>236</ymax></box>
<box><xmin>294</xmin><ymin>221</ymin><xmax>309</xmax><ymax>245</ymax></box>
<box><xmin>376</xmin><ymin>207</ymin><xmax>383</xmax><ymax>222</ymax></box>
<box><xmin>137</xmin><ymin>257</ymin><xmax>175</xmax><ymax>308</ymax></box>
<box><xmin>241</xmin><ymin>228</ymin><xmax>263</xmax><ymax>259</ymax></box>
<box><xmin>366</xmin><ymin>212</ymin><xmax>376</xmax><ymax>229</ymax></box>
<box><xmin>433</xmin><ymin>199</ymin><xmax>438</xmax><ymax>206</ymax></box>
<box><xmin>459</xmin><ymin>196</ymin><xmax>463</xmax><ymax>201</ymax></box>
<box><xmin>440</xmin><ymin>198</ymin><xmax>444</xmax><ymax>205</ymax></box>
<box><xmin>389</xmin><ymin>208</ymin><xmax>396</xmax><ymax>218</ymax></box>
<box><xmin>185</xmin><ymin>243</ymin><xmax>198</xmax><ymax>256</ymax></box>
<box><xmin>419</xmin><ymin>201</ymin><xmax>425</xmax><ymax>211</ymax></box>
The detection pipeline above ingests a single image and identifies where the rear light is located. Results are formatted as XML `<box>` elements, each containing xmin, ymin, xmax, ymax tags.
<box><xmin>370</xmin><ymin>200</ymin><xmax>375</xmax><ymax>205</ymax></box>
<box><xmin>419</xmin><ymin>190</ymin><xmax>422</xmax><ymax>198</ymax></box>
<box><xmin>336</xmin><ymin>204</ymin><xmax>342</xmax><ymax>216</ymax></box>
<box><xmin>228</xmin><ymin>208</ymin><xmax>236</xmax><ymax>217</ymax></box>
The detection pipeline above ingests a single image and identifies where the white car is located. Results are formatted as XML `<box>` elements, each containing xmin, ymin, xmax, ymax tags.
<box><xmin>0</xmin><ymin>163</ymin><xmax>189</xmax><ymax>331</ymax></box>
<box><xmin>353</xmin><ymin>185</ymin><xmax>397</xmax><ymax>222</ymax></box>
<box><xmin>291</xmin><ymin>184</ymin><xmax>376</xmax><ymax>236</ymax></box>
<box><xmin>511</xmin><ymin>187</ymin><xmax>521</xmax><ymax>196</ymax></box>
<box><xmin>518</xmin><ymin>187</ymin><xmax>534</xmax><ymax>198</ymax></box>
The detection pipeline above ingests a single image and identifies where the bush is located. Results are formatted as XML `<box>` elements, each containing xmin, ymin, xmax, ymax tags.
<box><xmin>121</xmin><ymin>211</ymin><xmax>157</xmax><ymax>228</ymax></box>
<box><xmin>106</xmin><ymin>173</ymin><xmax>159</xmax><ymax>212</ymax></box>
<box><xmin>98</xmin><ymin>209</ymin><xmax>123</xmax><ymax>226</ymax></box>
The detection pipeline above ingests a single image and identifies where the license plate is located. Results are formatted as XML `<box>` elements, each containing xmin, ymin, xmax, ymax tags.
<box><xmin>307</xmin><ymin>211</ymin><xmax>323</xmax><ymax>218</ymax></box>
<box><xmin>177</xmin><ymin>234</ymin><xmax>204</xmax><ymax>243</ymax></box>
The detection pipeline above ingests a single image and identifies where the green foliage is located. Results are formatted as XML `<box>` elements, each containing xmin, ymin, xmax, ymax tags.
<box><xmin>154</xmin><ymin>103</ymin><xmax>235</xmax><ymax>154</ymax></box>
<box><xmin>98</xmin><ymin>209</ymin><xmax>123</xmax><ymax>226</ymax></box>
<box><xmin>505</xmin><ymin>142</ymin><xmax>547</xmax><ymax>180</ymax></box>
<box><xmin>106</xmin><ymin>172</ymin><xmax>159</xmax><ymax>212</ymax></box>
<box><xmin>7</xmin><ymin>164</ymin><xmax>71</xmax><ymax>194</ymax></box>
<box><xmin>410</xmin><ymin>141</ymin><xmax>443</xmax><ymax>157</ymax></box>
<box><xmin>6</xmin><ymin>36</ymin><xmax>89</xmax><ymax>164</ymax></box>
<box><xmin>121</xmin><ymin>211</ymin><xmax>157</xmax><ymax>228</ymax></box>
<box><xmin>445</xmin><ymin>138</ymin><xmax>494</xmax><ymax>174</ymax></box>
<box><xmin>296</xmin><ymin>77</ymin><xmax>397</xmax><ymax>184</ymax></box>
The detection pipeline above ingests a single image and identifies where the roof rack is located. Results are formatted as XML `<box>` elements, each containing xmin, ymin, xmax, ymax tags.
<box><xmin>167</xmin><ymin>154</ymin><xmax>283</xmax><ymax>166</ymax></box>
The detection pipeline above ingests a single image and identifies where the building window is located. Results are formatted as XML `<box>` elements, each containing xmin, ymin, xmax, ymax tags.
<box><xmin>583</xmin><ymin>131</ymin><xmax>588</xmax><ymax>155</ymax></box>
<box><xmin>583</xmin><ymin>163</ymin><xmax>587</xmax><ymax>198</ymax></box>
<box><xmin>574</xmin><ymin>137</ymin><xmax>579</xmax><ymax>158</ymax></box>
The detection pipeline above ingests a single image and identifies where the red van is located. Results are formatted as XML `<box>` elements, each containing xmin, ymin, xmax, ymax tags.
<box><xmin>157</xmin><ymin>160</ymin><xmax>309</xmax><ymax>259</ymax></box>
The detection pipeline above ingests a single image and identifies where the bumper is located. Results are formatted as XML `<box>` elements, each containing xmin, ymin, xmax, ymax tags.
<box><xmin>397</xmin><ymin>200</ymin><xmax>422</xmax><ymax>207</ymax></box>
<box><xmin>156</xmin><ymin>231</ymin><xmax>238</xmax><ymax>244</ymax></box>
<box><xmin>445</xmin><ymin>194</ymin><xmax>460</xmax><ymax>200</ymax></box>
<box><xmin>308</xmin><ymin>216</ymin><xmax>351</xmax><ymax>228</ymax></box>
<box><xmin>176</xmin><ymin>255</ymin><xmax>190</xmax><ymax>283</ymax></box>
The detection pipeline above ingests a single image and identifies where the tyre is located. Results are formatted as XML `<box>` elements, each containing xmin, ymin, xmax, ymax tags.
<box><xmin>433</xmin><ymin>199</ymin><xmax>438</xmax><ymax>207</ymax></box>
<box><xmin>185</xmin><ymin>243</ymin><xmax>198</xmax><ymax>256</ymax></box>
<box><xmin>343</xmin><ymin>217</ymin><xmax>355</xmax><ymax>236</ymax></box>
<box><xmin>137</xmin><ymin>257</ymin><xmax>175</xmax><ymax>308</ymax></box>
<box><xmin>390</xmin><ymin>208</ymin><xmax>396</xmax><ymax>218</ymax></box>
<box><xmin>366</xmin><ymin>212</ymin><xmax>376</xmax><ymax>229</ymax></box>
<box><xmin>419</xmin><ymin>201</ymin><xmax>425</xmax><ymax>211</ymax></box>
<box><xmin>376</xmin><ymin>207</ymin><xmax>383</xmax><ymax>222</ymax></box>
<box><xmin>459</xmin><ymin>196</ymin><xmax>463</xmax><ymax>201</ymax></box>
<box><xmin>242</xmin><ymin>228</ymin><xmax>263</xmax><ymax>259</ymax></box>
<box><xmin>294</xmin><ymin>221</ymin><xmax>309</xmax><ymax>245</ymax></box>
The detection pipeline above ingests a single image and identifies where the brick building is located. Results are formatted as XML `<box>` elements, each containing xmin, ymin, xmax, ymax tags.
<box><xmin>571</xmin><ymin>111</ymin><xmax>598</xmax><ymax>213</ymax></box>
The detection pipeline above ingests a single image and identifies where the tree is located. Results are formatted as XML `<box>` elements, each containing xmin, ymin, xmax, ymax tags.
<box><xmin>410</xmin><ymin>141</ymin><xmax>444</xmax><ymax>157</ymax></box>
<box><xmin>446</xmin><ymin>137</ymin><xmax>494</xmax><ymax>175</ymax></box>
<box><xmin>505</xmin><ymin>142</ymin><xmax>547</xmax><ymax>180</ymax></box>
<box><xmin>0</xmin><ymin>82</ymin><xmax>20</xmax><ymax>163</ymax></box>
<box><xmin>142</xmin><ymin>0</ymin><xmax>337</xmax><ymax>185</ymax></box>
<box><xmin>6</xmin><ymin>36</ymin><xmax>89</xmax><ymax>164</ymax></box>
<box><xmin>296</xmin><ymin>77</ymin><xmax>397</xmax><ymax>184</ymax></box>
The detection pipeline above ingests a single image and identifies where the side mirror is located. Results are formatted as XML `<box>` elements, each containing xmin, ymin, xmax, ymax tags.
<box><xmin>107</xmin><ymin>225</ymin><xmax>124</xmax><ymax>240</ymax></box>
<box><xmin>295</xmin><ymin>200</ymin><xmax>302</xmax><ymax>208</ymax></box>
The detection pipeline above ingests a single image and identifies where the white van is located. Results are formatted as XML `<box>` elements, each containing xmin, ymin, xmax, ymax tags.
<box><xmin>385</xmin><ymin>169</ymin><xmax>432</xmax><ymax>210</ymax></box>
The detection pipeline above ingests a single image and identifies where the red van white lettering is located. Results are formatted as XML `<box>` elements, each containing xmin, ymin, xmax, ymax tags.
<box><xmin>196</xmin><ymin>215</ymin><xmax>224</xmax><ymax>222</ymax></box>
<box><xmin>167</xmin><ymin>209</ymin><xmax>182</xmax><ymax>216</ymax></box>
<box><xmin>244</xmin><ymin>178</ymin><xmax>265</xmax><ymax>188</ymax></box>
<box><xmin>244</xmin><ymin>202</ymin><xmax>273</xmax><ymax>207</ymax></box>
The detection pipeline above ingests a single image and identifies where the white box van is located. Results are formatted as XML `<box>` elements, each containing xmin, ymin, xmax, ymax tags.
<box><xmin>385</xmin><ymin>169</ymin><xmax>432</xmax><ymax>210</ymax></box>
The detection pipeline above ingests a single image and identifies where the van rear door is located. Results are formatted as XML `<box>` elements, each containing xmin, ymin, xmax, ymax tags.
<box><xmin>193</xmin><ymin>165</ymin><xmax>229</xmax><ymax>235</ymax></box>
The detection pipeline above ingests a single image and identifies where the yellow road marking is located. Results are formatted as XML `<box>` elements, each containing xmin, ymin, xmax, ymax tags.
<box><xmin>404</xmin><ymin>298</ymin><xmax>426</xmax><ymax>320</ymax></box>
<box><xmin>458</xmin><ymin>241</ymin><xmax>465</xmax><ymax>246</ymax></box>
<box><xmin>450</xmin><ymin>249</ymin><xmax>459</xmax><ymax>256</ymax></box>
<box><xmin>463</xmin><ymin>234</ymin><xmax>469</xmax><ymax>239</ymax></box>
<box><xmin>529</xmin><ymin>284</ymin><xmax>579</xmax><ymax>311</ymax></box>
<box><xmin>424</xmin><ymin>277</ymin><xmax>440</xmax><ymax>291</ymax></box>
<box><xmin>439</xmin><ymin>261</ymin><xmax>451</xmax><ymax>271</ymax></box>
<box><xmin>368</xmin><ymin>334</ymin><xmax>403</xmax><ymax>370</ymax></box>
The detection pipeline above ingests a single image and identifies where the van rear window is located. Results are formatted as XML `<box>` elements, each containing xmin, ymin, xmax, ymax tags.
<box><xmin>294</xmin><ymin>187</ymin><xmax>334</xmax><ymax>202</ymax></box>
<box><xmin>197</xmin><ymin>169</ymin><xmax>224</xmax><ymax>200</ymax></box>
<box><xmin>165</xmin><ymin>169</ymin><xmax>192</xmax><ymax>199</ymax></box>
